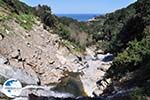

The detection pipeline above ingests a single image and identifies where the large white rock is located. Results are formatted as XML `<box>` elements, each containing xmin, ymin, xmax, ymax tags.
<box><xmin>0</xmin><ymin>64</ymin><xmax>39</xmax><ymax>85</ymax></box>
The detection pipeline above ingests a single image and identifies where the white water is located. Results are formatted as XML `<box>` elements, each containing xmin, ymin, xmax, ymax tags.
<box><xmin>21</xmin><ymin>85</ymin><xmax>74</xmax><ymax>98</ymax></box>
<box><xmin>1</xmin><ymin>85</ymin><xmax>74</xmax><ymax>99</ymax></box>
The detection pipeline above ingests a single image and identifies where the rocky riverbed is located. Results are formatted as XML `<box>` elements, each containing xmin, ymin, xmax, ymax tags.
<box><xmin>0</xmin><ymin>19</ymin><xmax>113</xmax><ymax>99</ymax></box>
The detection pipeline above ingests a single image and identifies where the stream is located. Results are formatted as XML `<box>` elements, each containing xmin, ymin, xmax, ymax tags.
<box><xmin>0</xmin><ymin>50</ymin><xmax>114</xmax><ymax>100</ymax></box>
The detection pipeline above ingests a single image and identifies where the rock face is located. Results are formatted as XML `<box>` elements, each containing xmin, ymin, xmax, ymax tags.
<box><xmin>0</xmin><ymin>20</ymin><xmax>113</xmax><ymax>99</ymax></box>
<box><xmin>0</xmin><ymin>56</ymin><xmax>39</xmax><ymax>85</ymax></box>
<box><xmin>0</xmin><ymin>20</ymin><xmax>64</xmax><ymax>85</ymax></box>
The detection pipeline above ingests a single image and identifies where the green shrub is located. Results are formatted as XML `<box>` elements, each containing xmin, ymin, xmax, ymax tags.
<box><xmin>107</xmin><ymin>36</ymin><xmax>150</xmax><ymax>79</ymax></box>
<box><xmin>33</xmin><ymin>5</ymin><xmax>57</xmax><ymax>28</ymax></box>
<box><xmin>14</xmin><ymin>14</ymin><xmax>35</xmax><ymax>30</ymax></box>
<box><xmin>3</xmin><ymin>0</ymin><xmax>33</xmax><ymax>14</ymax></box>
<box><xmin>57</xmin><ymin>24</ymin><xmax>71</xmax><ymax>39</ymax></box>
<box><xmin>0</xmin><ymin>0</ymin><xmax>4</xmax><ymax>6</ymax></box>
<box><xmin>129</xmin><ymin>88</ymin><xmax>145</xmax><ymax>100</ymax></box>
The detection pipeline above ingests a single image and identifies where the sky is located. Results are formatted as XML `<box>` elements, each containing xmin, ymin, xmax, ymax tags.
<box><xmin>21</xmin><ymin>0</ymin><xmax>137</xmax><ymax>14</ymax></box>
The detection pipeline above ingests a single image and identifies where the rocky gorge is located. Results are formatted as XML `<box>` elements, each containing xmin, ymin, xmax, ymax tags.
<box><xmin>0</xmin><ymin>18</ymin><xmax>113</xmax><ymax>99</ymax></box>
<box><xmin>1</xmin><ymin>0</ymin><xmax>150</xmax><ymax>99</ymax></box>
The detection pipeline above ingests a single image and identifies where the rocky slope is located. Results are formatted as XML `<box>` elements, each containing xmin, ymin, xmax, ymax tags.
<box><xmin>0</xmin><ymin>1</ymin><xmax>113</xmax><ymax>99</ymax></box>
<box><xmin>1</xmin><ymin>0</ymin><xmax>149</xmax><ymax>99</ymax></box>
<box><xmin>0</xmin><ymin>18</ymin><xmax>112</xmax><ymax>99</ymax></box>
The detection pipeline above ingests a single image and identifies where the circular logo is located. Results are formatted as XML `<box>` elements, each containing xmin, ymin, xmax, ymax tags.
<box><xmin>2</xmin><ymin>79</ymin><xmax>22</xmax><ymax>98</ymax></box>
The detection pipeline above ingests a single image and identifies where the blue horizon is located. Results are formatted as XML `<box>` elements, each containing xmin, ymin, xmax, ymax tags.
<box><xmin>22</xmin><ymin>0</ymin><xmax>137</xmax><ymax>14</ymax></box>
<box><xmin>56</xmin><ymin>14</ymin><xmax>101</xmax><ymax>22</ymax></box>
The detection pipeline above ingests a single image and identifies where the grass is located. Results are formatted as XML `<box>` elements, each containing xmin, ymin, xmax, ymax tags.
<box><xmin>0</xmin><ymin>14</ymin><xmax>6</xmax><ymax>21</ymax></box>
<box><xmin>0</xmin><ymin>7</ymin><xmax>11</xmax><ymax>21</ymax></box>
<box><xmin>0</xmin><ymin>0</ymin><xmax>4</xmax><ymax>6</ymax></box>
<box><xmin>14</xmin><ymin>14</ymin><xmax>35</xmax><ymax>30</ymax></box>
<box><xmin>0</xmin><ymin>12</ymin><xmax>11</xmax><ymax>21</ymax></box>
<box><xmin>0</xmin><ymin>11</ymin><xmax>35</xmax><ymax>30</ymax></box>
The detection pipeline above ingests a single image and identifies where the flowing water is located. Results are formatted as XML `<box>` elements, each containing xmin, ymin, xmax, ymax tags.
<box><xmin>51</xmin><ymin>71</ymin><xmax>87</xmax><ymax>97</ymax></box>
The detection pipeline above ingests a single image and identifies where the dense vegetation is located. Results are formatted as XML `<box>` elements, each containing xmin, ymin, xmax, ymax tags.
<box><xmin>33</xmin><ymin>5</ymin><xmax>58</xmax><ymax>28</ymax></box>
<box><xmin>2</xmin><ymin>0</ymin><xmax>33</xmax><ymax>14</ymax></box>
<box><xmin>86</xmin><ymin>0</ymin><xmax>150</xmax><ymax>98</ymax></box>
<box><xmin>56</xmin><ymin>17</ymin><xmax>93</xmax><ymax>50</ymax></box>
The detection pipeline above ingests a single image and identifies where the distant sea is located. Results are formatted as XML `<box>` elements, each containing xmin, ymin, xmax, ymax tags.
<box><xmin>56</xmin><ymin>14</ymin><xmax>100</xmax><ymax>22</ymax></box>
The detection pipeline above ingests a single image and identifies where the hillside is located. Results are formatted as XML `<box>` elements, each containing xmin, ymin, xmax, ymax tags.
<box><xmin>0</xmin><ymin>0</ymin><xmax>113</xmax><ymax>99</ymax></box>
<box><xmin>0</xmin><ymin>0</ymin><xmax>150</xmax><ymax>99</ymax></box>
<box><xmin>87</xmin><ymin>0</ymin><xmax>150</xmax><ymax>99</ymax></box>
